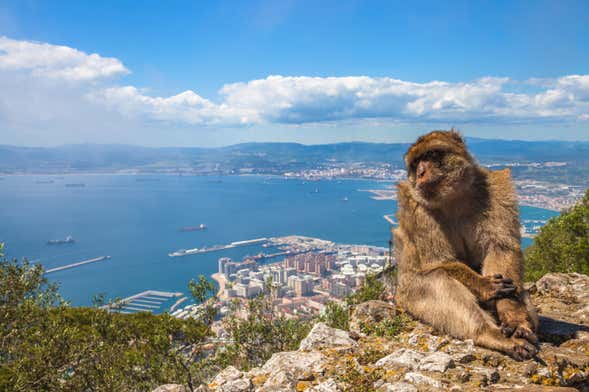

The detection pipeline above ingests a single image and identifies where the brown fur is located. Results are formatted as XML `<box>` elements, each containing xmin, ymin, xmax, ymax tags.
<box><xmin>394</xmin><ymin>130</ymin><xmax>539</xmax><ymax>360</ymax></box>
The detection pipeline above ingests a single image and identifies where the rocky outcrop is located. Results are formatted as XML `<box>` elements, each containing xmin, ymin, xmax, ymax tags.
<box><xmin>155</xmin><ymin>273</ymin><xmax>589</xmax><ymax>392</ymax></box>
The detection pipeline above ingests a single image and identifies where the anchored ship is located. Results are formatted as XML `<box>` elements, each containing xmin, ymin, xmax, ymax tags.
<box><xmin>47</xmin><ymin>236</ymin><xmax>75</xmax><ymax>245</ymax></box>
<box><xmin>178</xmin><ymin>224</ymin><xmax>207</xmax><ymax>232</ymax></box>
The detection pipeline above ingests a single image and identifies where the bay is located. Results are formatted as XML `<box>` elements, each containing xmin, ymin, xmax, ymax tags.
<box><xmin>0</xmin><ymin>174</ymin><xmax>558</xmax><ymax>307</ymax></box>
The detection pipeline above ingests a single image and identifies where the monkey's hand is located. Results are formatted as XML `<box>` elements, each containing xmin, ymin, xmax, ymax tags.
<box><xmin>480</xmin><ymin>274</ymin><xmax>517</xmax><ymax>302</ymax></box>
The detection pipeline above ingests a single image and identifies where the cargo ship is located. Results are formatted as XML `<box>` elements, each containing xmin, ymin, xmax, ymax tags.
<box><xmin>179</xmin><ymin>224</ymin><xmax>207</xmax><ymax>232</ymax></box>
<box><xmin>47</xmin><ymin>236</ymin><xmax>75</xmax><ymax>245</ymax></box>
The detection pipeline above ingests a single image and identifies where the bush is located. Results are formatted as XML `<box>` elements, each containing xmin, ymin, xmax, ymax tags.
<box><xmin>219</xmin><ymin>295</ymin><xmax>312</xmax><ymax>369</ymax></box>
<box><xmin>346</xmin><ymin>274</ymin><xmax>386</xmax><ymax>305</ymax></box>
<box><xmin>321</xmin><ymin>301</ymin><xmax>349</xmax><ymax>330</ymax></box>
<box><xmin>525</xmin><ymin>189</ymin><xmax>589</xmax><ymax>281</ymax></box>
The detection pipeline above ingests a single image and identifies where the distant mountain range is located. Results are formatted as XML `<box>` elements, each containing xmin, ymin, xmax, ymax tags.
<box><xmin>1</xmin><ymin>138</ymin><xmax>589</xmax><ymax>175</ymax></box>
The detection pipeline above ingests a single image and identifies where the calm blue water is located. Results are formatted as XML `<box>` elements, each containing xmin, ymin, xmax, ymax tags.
<box><xmin>0</xmin><ymin>175</ymin><xmax>558</xmax><ymax>307</ymax></box>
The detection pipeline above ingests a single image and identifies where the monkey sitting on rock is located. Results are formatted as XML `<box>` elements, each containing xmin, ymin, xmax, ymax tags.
<box><xmin>393</xmin><ymin>130</ymin><xmax>539</xmax><ymax>360</ymax></box>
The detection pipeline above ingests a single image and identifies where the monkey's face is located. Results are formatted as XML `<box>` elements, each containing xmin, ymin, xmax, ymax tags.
<box><xmin>407</xmin><ymin>148</ymin><xmax>475</xmax><ymax>207</ymax></box>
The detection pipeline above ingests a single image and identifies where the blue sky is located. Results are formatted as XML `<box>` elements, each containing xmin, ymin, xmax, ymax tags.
<box><xmin>0</xmin><ymin>0</ymin><xmax>588</xmax><ymax>146</ymax></box>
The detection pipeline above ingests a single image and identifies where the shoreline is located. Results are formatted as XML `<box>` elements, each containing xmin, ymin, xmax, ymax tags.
<box><xmin>211</xmin><ymin>273</ymin><xmax>228</xmax><ymax>301</ymax></box>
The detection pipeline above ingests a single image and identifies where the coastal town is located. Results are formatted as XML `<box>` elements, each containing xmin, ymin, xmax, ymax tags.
<box><xmin>168</xmin><ymin>235</ymin><xmax>389</xmax><ymax>322</ymax></box>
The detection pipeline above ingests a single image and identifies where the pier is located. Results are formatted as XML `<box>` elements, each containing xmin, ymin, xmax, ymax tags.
<box><xmin>102</xmin><ymin>290</ymin><xmax>183</xmax><ymax>314</ymax></box>
<box><xmin>45</xmin><ymin>256</ymin><xmax>111</xmax><ymax>274</ymax></box>
<box><xmin>383</xmin><ymin>214</ymin><xmax>397</xmax><ymax>226</ymax></box>
<box><xmin>169</xmin><ymin>237</ymin><xmax>268</xmax><ymax>257</ymax></box>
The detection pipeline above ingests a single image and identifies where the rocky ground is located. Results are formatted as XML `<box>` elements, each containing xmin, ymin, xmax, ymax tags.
<box><xmin>155</xmin><ymin>273</ymin><xmax>589</xmax><ymax>392</ymax></box>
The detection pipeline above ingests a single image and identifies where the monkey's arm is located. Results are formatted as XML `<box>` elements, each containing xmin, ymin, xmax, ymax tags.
<box><xmin>421</xmin><ymin>261</ymin><xmax>516</xmax><ymax>302</ymax></box>
<box><xmin>394</xmin><ymin>227</ymin><xmax>516</xmax><ymax>303</ymax></box>
<box><xmin>479</xmin><ymin>168</ymin><xmax>539</xmax><ymax>341</ymax></box>
<box><xmin>481</xmin><ymin>248</ymin><xmax>539</xmax><ymax>341</ymax></box>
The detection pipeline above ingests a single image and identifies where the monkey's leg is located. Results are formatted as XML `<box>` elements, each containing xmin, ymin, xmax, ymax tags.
<box><xmin>495</xmin><ymin>297</ymin><xmax>539</xmax><ymax>344</ymax></box>
<box><xmin>397</xmin><ymin>270</ymin><xmax>537</xmax><ymax>360</ymax></box>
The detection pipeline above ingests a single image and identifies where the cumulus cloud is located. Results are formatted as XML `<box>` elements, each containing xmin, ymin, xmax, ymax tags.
<box><xmin>0</xmin><ymin>36</ymin><xmax>588</xmax><ymax>139</ymax></box>
<box><xmin>0</xmin><ymin>36</ymin><xmax>128</xmax><ymax>81</ymax></box>
<box><xmin>88</xmin><ymin>75</ymin><xmax>589</xmax><ymax>126</ymax></box>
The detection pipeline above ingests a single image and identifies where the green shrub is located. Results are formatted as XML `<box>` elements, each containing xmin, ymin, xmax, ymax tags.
<box><xmin>358</xmin><ymin>312</ymin><xmax>413</xmax><ymax>338</ymax></box>
<box><xmin>321</xmin><ymin>301</ymin><xmax>349</xmax><ymax>330</ymax></box>
<box><xmin>219</xmin><ymin>296</ymin><xmax>312</xmax><ymax>370</ymax></box>
<box><xmin>525</xmin><ymin>189</ymin><xmax>589</xmax><ymax>281</ymax></box>
<box><xmin>346</xmin><ymin>274</ymin><xmax>386</xmax><ymax>305</ymax></box>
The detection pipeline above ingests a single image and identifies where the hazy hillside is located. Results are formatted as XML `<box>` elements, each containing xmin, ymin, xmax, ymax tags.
<box><xmin>1</xmin><ymin>139</ymin><xmax>589</xmax><ymax>178</ymax></box>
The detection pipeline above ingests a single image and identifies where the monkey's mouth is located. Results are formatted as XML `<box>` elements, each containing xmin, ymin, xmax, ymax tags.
<box><xmin>417</xmin><ymin>178</ymin><xmax>443</xmax><ymax>198</ymax></box>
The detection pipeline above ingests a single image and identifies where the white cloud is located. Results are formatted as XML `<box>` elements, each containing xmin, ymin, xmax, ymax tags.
<box><xmin>0</xmin><ymin>36</ymin><xmax>588</xmax><ymax>143</ymax></box>
<box><xmin>89</xmin><ymin>75</ymin><xmax>589</xmax><ymax>126</ymax></box>
<box><xmin>0</xmin><ymin>36</ymin><xmax>128</xmax><ymax>81</ymax></box>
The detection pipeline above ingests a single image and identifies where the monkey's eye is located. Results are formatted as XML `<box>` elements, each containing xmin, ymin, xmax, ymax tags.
<box><xmin>424</xmin><ymin>150</ymin><xmax>444</xmax><ymax>162</ymax></box>
<box><xmin>409</xmin><ymin>160</ymin><xmax>418</xmax><ymax>172</ymax></box>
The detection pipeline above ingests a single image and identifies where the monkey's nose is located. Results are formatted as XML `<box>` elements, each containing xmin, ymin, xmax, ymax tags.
<box><xmin>417</xmin><ymin>166</ymin><xmax>426</xmax><ymax>178</ymax></box>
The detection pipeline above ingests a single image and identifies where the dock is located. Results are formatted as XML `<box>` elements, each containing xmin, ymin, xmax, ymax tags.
<box><xmin>102</xmin><ymin>290</ymin><xmax>184</xmax><ymax>314</ymax></box>
<box><xmin>169</xmin><ymin>237</ymin><xmax>268</xmax><ymax>257</ymax></box>
<box><xmin>45</xmin><ymin>256</ymin><xmax>111</xmax><ymax>274</ymax></box>
<box><xmin>383</xmin><ymin>214</ymin><xmax>397</xmax><ymax>226</ymax></box>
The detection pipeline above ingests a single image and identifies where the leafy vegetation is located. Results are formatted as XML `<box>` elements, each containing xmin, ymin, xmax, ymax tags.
<box><xmin>218</xmin><ymin>295</ymin><xmax>312</xmax><ymax>370</ymax></box>
<box><xmin>0</xmin><ymin>246</ymin><xmax>217</xmax><ymax>391</ymax></box>
<box><xmin>346</xmin><ymin>274</ymin><xmax>387</xmax><ymax>305</ymax></box>
<box><xmin>525</xmin><ymin>188</ymin><xmax>589</xmax><ymax>281</ymax></box>
<box><xmin>321</xmin><ymin>301</ymin><xmax>349</xmax><ymax>331</ymax></box>
<box><xmin>357</xmin><ymin>313</ymin><xmax>413</xmax><ymax>338</ymax></box>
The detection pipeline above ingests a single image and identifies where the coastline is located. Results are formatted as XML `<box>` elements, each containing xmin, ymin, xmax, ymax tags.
<box><xmin>211</xmin><ymin>272</ymin><xmax>228</xmax><ymax>301</ymax></box>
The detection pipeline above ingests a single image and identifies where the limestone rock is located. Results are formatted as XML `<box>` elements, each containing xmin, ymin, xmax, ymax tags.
<box><xmin>152</xmin><ymin>385</ymin><xmax>188</xmax><ymax>392</ymax></box>
<box><xmin>308</xmin><ymin>378</ymin><xmax>340</xmax><ymax>391</ymax></box>
<box><xmin>403</xmin><ymin>372</ymin><xmax>443</xmax><ymax>388</ymax></box>
<box><xmin>213</xmin><ymin>366</ymin><xmax>243</xmax><ymax>386</ymax></box>
<box><xmin>377</xmin><ymin>382</ymin><xmax>418</xmax><ymax>392</ymax></box>
<box><xmin>417</xmin><ymin>352</ymin><xmax>454</xmax><ymax>372</ymax></box>
<box><xmin>375</xmin><ymin>348</ymin><xmax>424</xmax><ymax>370</ymax></box>
<box><xmin>299</xmin><ymin>322</ymin><xmax>357</xmax><ymax>351</ymax></box>
<box><xmin>218</xmin><ymin>378</ymin><xmax>251</xmax><ymax>392</ymax></box>
<box><xmin>261</xmin><ymin>351</ymin><xmax>326</xmax><ymax>388</ymax></box>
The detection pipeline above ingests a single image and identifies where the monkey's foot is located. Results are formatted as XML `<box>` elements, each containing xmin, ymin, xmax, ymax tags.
<box><xmin>481</xmin><ymin>274</ymin><xmax>517</xmax><ymax>301</ymax></box>
<box><xmin>501</xmin><ymin>321</ymin><xmax>539</xmax><ymax>345</ymax></box>
<box><xmin>477</xmin><ymin>325</ymin><xmax>538</xmax><ymax>361</ymax></box>
<box><xmin>507</xmin><ymin>337</ymin><xmax>538</xmax><ymax>361</ymax></box>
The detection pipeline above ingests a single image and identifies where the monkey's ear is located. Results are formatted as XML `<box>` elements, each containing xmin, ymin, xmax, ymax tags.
<box><xmin>448</xmin><ymin>128</ymin><xmax>465</xmax><ymax>146</ymax></box>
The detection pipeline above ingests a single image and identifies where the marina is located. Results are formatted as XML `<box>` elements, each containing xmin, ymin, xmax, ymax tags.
<box><xmin>103</xmin><ymin>290</ymin><xmax>183</xmax><ymax>314</ymax></box>
<box><xmin>45</xmin><ymin>255</ymin><xmax>111</xmax><ymax>274</ymax></box>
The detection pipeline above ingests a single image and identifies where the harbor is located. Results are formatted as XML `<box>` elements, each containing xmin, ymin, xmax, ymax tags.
<box><xmin>45</xmin><ymin>255</ymin><xmax>111</xmax><ymax>274</ymax></box>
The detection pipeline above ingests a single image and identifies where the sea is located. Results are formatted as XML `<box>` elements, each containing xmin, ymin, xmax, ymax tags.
<box><xmin>0</xmin><ymin>174</ymin><xmax>559</xmax><ymax>307</ymax></box>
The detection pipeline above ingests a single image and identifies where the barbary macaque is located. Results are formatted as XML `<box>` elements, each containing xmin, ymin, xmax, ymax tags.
<box><xmin>394</xmin><ymin>130</ymin><xmax>539</xmax><ymax>360</ymax></box>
